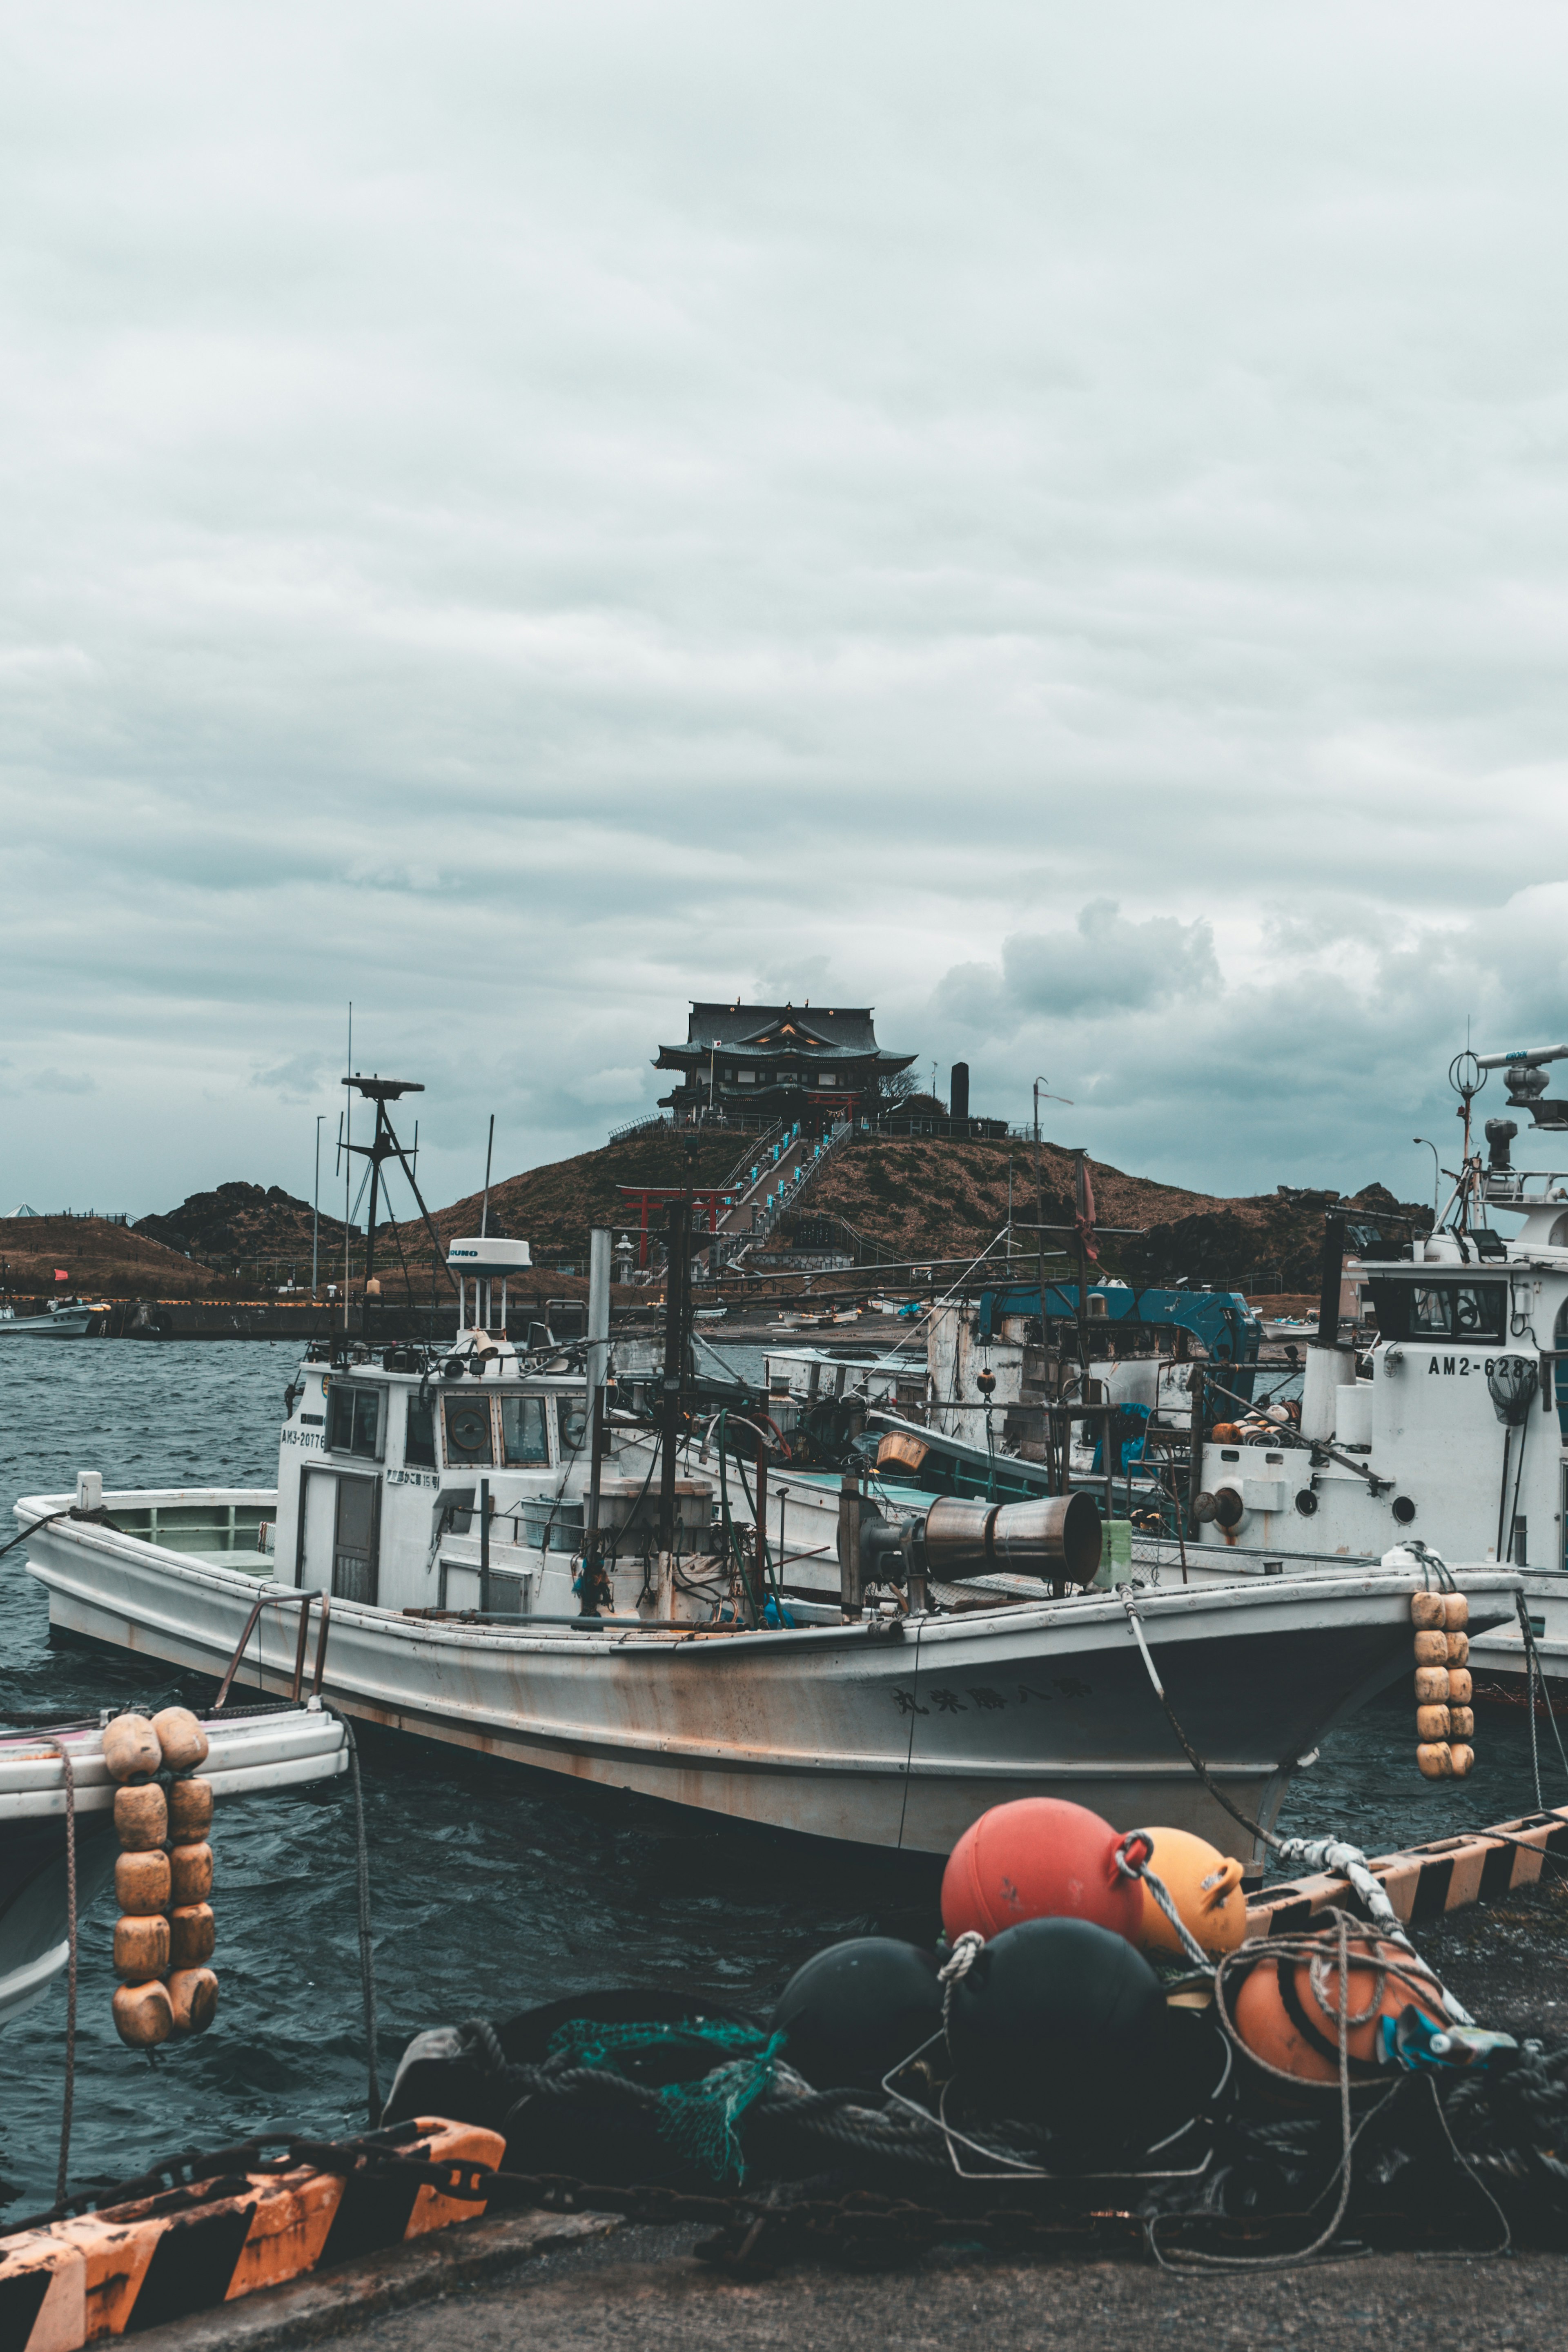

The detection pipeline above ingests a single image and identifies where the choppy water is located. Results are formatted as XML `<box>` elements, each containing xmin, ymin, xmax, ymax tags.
<box><xmin>1</xmin><ymin>1341</ymin><xmax>1564</xmax><ymax>2216</ymax></box>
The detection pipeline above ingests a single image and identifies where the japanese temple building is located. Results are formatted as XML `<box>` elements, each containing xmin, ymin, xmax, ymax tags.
<box><xmin>655</xmin><ymin>1002</ymin><xmax>916</xmax><ymax>1133</ymax></box>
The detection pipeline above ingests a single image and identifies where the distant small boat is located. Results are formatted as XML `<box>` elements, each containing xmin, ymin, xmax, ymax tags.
<box><xmin>0</xmin><ymin>1298</ymin><xmax>99</xmax><ymax>1339</ymax></box>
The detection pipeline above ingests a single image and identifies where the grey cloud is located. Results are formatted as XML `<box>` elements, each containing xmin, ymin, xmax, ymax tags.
<box><xmin>30</xmin><ymin>1069</ymin><xmax>96</xmax><ymax>1095</ymax></box>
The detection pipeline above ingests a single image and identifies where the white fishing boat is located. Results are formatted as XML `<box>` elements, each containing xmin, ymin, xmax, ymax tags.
<box><xmin>0</xmin><ymin>1691</ymin><xmax>347</xmax><ymax>2030</ymax></box>
<box><xmin>0</xmin><ymin>1298</ymin><xmax>100</xmax><ymax>1339</ymax></box>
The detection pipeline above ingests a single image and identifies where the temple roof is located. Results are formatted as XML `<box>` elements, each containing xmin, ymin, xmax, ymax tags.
<box><xmin>684</xmin><ymin>1002</ymin><xmax>883</xmax><ymax>1052</ymax></box>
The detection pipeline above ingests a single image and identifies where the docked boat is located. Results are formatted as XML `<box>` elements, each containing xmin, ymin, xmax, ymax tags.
<box><xmin>12</xmin><ymin>1225</ymin><xmax>1524</xmax><ymax>1861</ymax></box>
<box><xmin>1169</xmin><ymin>1043</ymin><xmax>1568</xmax><ymax>1703</ymax></box>
<box><xmin>0</xmin><ymin>1298</ymin><xmax>101</xmax><ymax>1339</ymax></box>
<box><xmin>1</xmin><ymin>1691</ymin><xmax>347</xmax><ymax>2030</ymax></box>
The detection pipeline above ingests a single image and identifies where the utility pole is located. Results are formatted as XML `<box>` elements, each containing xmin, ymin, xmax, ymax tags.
<box><xmin>657</xmin><ymin>1198</ymin><xmax>688</xmax><ymax>1553</ymax></box>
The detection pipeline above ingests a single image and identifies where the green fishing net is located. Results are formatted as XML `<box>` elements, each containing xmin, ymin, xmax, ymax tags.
<box><xmin>546</xmin><ymin>2016</ymin><xmax>788</xmax><ymax>2183</ymax></box>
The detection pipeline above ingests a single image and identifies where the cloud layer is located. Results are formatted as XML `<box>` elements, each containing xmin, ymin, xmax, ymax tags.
<box><xmin>4</xmin><ymin>3</ymin><xmax>1568</xmax><ymax>1216</ymax></box>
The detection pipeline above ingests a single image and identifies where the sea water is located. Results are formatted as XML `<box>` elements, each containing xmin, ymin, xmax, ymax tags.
<box><xmin>0</xmin><ymin>1341</ymin><xmax>1561</xmax><ymax>2214</ymax></box>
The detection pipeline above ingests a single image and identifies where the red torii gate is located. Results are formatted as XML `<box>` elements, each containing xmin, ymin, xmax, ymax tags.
<box><xmin>617</xmin><ymin>1185</ymin><xmax>738</xmax><ymax>1270</ymax></box>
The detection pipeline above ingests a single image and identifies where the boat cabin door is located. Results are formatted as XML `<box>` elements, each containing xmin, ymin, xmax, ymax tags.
<box><xmin>297</xmin><ymin>1467</ymin><xmax>381</xmax><ymax>1604</ymax></box>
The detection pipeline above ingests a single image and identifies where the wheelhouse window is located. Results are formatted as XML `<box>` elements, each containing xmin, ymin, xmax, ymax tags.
<box><xmin>501</xmin><ymin>1394</ymin><xmax>550</xmax><ymax>1465</ymax></box>
<box><xmin>443</xmin><ymin>1392</ymin><xmax>494</xmax><ymax>1466</ymax></box>
<box><xmin>1369</xmin><ymin>1280</ymin><xmax>1507</xmax><ymax>1343</ymax></box>
<box><xmin>404</xmin><ymin>1394</ymin><xmax>437</xmax><ymax>1469</ymax></box>
<box><xmin>327</xmin><ymin>1384</ymin><xmax>384</xmax><ymax>1460</ymax></box>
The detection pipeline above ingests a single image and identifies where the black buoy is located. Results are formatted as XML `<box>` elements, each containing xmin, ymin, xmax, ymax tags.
<box><xmin>772</xmin><ymin>1937</ymin><xmax>942</xmax><ymax>2090</ymax></box>
<box><xmin>945</xmin><ymin>1917</ymin><xmax>1171</xmax><ymax>2160</ymax></box>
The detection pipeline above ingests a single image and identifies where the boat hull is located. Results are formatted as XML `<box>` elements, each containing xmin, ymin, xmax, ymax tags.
<box><xmin>17</xmin><ymin>1494</ymin><xmax>1525</xmax><ymax>1864</ymax></box>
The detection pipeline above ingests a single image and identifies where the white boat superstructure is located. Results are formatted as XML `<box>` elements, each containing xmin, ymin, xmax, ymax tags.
<box><xmin>0</xmin><ymin>1298</ymin><xmax>100</xmax><ymax>1339</ymax></box>
<box><xmin>1179</xmin><ymin>1044</ymin><xmax>1568</xmax><ymax>1697</ymax></box>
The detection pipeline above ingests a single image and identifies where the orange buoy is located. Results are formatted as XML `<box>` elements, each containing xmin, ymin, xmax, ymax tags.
<box><xmin>1448</xmin><ymin>1667</ymin><xmax>1473</xmax><ymax>1705</ymax></box>
<box><xmin>169</xmin><ymin>1842</ymin><xmax>213</xmax><ymax>1905</ymax></box>
<box><xmin>1417</xmin><ymin>1741</ymin><xmax>1454</xmax><ymax>1778</ymax></box>
<box><xmin>1443</xmin><ymin>1593</ymin><xmax>1469</xmax><ymax>1631</ymax></box>
<box><xmin>1230</xmin><ymin>1932</ymin><xmax>1444</xmax><ymax>2086</ymax></box>
<box><xmin>1410</xmin><ymin>1591</ymin><xmax>1445</xmax><ymax>1630</ymax></box>
<box><xmin>1412</xmin><ymin>1630</ymin><xmax>1448</xmax><ymax>1667</ymax></box>
<box><xmin>102</xmin><ymin>1714</ymin><xmax>161</xmax><ymax>1784</ymax></box>
<box><xmin>114</xmin><ymin>1783</ymin><xmax>168</xmax><ymax>1849</ymax></box>
<box><xmin>112</xmin><ymin>1979</ymin><xmax>174</xmax><ymax>2048</ymax></box>
<box><xmin>113</xmin><ymin>1913</ymin><xmax>170</xmax><ymax>1979</ymax></box>
<box><xmin>169</xmin><ymin>1902</ymin><xmax>215</xmax><ymax>1969</ymax></box>
<box><xmin>1450</xmin><ymin>1743</ymin><xmax>1475</xmax><ymax>1777</ymax></box>
<box><xmin>167</xmin><ymin>1967</ymin><xmax>220</xmax><ymax>2037</ymax></box>
<box><xmin>115</xmin><ymin>1849</ymin><xmax>172</xmax><ymax>1913</ymax></box>
<box><xmin>152</xmin><ymin>1706</ymin><xmax>209</xmax><ymax>1773</ymax></box>
<box><xmin>942</xmin><ymin>1798</ymin><xmax>1145</xmax><ymax>1944</ymax></box>
<box><xmin>1446</xmin><ymin>1631</ymin><xmax>1469</xmax><ymax>1666</ymax></box>
<box><xmin>1450</xmin><ymin>1706</ymin><xmax>1475</xmax><ymax>1739</ymax></box>
<box><xmin>1133</xmin><ymin>1828</ymin><xmax>1245</xmax><ymax>1961</ymax></box>
<box><xmin>1414</xmin><ymin>1704</ymin><xmax>1450</xmax><ymax>1741</ymax></box>
<box><xmin>168</xmin><ymin>1777</ymin><xmax>214</xmax><ymax>1841</ymax></box>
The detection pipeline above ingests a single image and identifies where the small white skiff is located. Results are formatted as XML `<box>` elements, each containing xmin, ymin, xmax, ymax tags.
<box><xmin>0</xmin><ymin>1702</ymin><xmax>347</xmax><ymax>2030</ymax></box>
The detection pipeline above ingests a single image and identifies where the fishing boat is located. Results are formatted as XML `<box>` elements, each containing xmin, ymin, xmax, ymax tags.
<box><xmin>0</xmin><ymin>1688</ymin><xmax>347</xmax><ymax>2030</ymax></box>
<box><xmin>0</xmin><ymin>1298</ymin><xmax>100</xmax><ymax>1339</ymax></box>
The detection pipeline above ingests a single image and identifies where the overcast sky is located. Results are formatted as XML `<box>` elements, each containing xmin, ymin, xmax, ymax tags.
<box><xmin>5</xmin><ymin>2</ymin><xmax>1568</xmax><ymax>1224</ymax></box>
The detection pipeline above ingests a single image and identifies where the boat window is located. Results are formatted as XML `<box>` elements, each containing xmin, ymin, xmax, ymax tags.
<box><xmin>501</xmin><ymin>1394</ymin><xmax>550</xmax><ymax>1465</ymax></box>
<box><xmin>443</xmin><ymin>1393</ymin><xmax>495</xmax><ymax>1465</ymax></box>
<box><xmin>327</xmin><ymin>1384</ymin><xmax>384</xmax><ymax>1460</ymax></box>
<box><xmin>404</xmin><ymin>1394</ymin><xmax>437</xmax><ymax>1469</ymax></box>
<box><xmin>1368</xmin><ymin>1279</ymin><xmax>1506</xmax><ymax>1343</ymax></box>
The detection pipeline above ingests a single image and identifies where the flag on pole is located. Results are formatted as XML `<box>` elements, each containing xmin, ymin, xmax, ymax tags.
<box><xmin>54</xmin><ymin>1268</ymin><xmax>69</xmax><ymax>1281</ymax></box>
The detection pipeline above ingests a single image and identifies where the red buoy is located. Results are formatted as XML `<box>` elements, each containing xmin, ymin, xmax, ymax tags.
<box><xmin>941</xmin><ymin>1797</ymin><xmax>1145</xmax><ymax>1944</ymax></box>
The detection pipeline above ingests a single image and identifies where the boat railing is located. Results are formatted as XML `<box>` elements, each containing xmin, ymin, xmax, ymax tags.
<box><xmin>214</xmin><ymin>1588</ymin><xmax>331</xmax><ymax>1709</ymax></box>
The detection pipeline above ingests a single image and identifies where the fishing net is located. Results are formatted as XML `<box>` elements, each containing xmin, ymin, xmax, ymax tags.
<box><xmin>545</xmin><ymin>2016</ymin><xmax>788</xmax><ymax>2183</ymax></box>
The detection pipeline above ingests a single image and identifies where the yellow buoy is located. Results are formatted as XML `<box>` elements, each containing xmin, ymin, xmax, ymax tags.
<box><xmin>167</xmin><ymin>1967</ymin><xmax>220</xmax><ymax>2037</ymax></box>
<box><xmin>114</xmin><ymin>1850</ymin><xmax>172</xmax><ymax>1913</ymax></box>
<box><xmin>112</xmin><ymin>1980</ymin><xmax>173</xmax><ymax>2048</ymax></box>
<box><xmin>113</xmin><ymin>1783</ymin><xmax>168</xmax><ymax>1850</ymax></box>
<box><xmin>169</xmin><ymin>1842</ymin><xmax>213</xmax><ymax>1906</ymax></box>
<box><xmin>113</xmin><ymin>1914</ymin><xmax>170</xmax><ymax>1979</ymax></box>
<box><xmin>152</xmin><ymin>1706</ymin><xmax>210</xmax><ymax>1774</ymax></box>
<box><xmin>169</xmin><ymin>1902</ymin><xmax>216</xmax><ymax>1969</ymax></box>
<box><xmin>1134</xmin><ymin>1827</ymin><xmax>1247</xmax><ymax>1960</ymax></box>
<box><xmin>102</xmin><ymin>1714</ymin><xmax>161</xmax><ymax>1785</ymax></box>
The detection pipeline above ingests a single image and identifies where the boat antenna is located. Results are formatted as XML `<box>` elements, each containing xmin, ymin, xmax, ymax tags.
<box><xmin>480</xmin><ymin>1114</ymin><xmax>495</xmax><ymax>1239</ymax></box>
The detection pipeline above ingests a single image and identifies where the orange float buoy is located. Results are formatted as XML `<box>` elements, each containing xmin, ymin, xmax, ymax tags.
<box><xmin>114</xmin><ymin>1783</ymin><xmax>168</xmax><ymax>1849</ymax></box>
<box><xmin>1417</xmin><ymin>1741</ymin><xmax>1454</xmax><ymax>1778</ymax></box>
<box><xmin>1230</xmin><ymin>1931</ymin><xmax>1445</xmax><ymax>2086</ymax></box>
<box><xmin>1410</xmin><ymin>1591</ymin><xmax>1445</xmax><ymax>1630</ymax></box>
<box><xmin>1443</xmin><ymin>1593</ymin><xmax>1469</xmax><ymax>1631</ymax></box>
<box><xmin>169</xmin><ymin>1902</ymin><xmax>216</xmax><ymax>1969</ymax></box>
<box><xmin>167</xmin><ymin>1967</ymin><xmax>220</xmax><ymax>2037</ymax></box>
<box><xmin>115</xmin><ymin>1849</ymin><xmax>172</xmax><ymax>1913</ymax></box>
<box><xmin>169</xmin><ymin>1842</ymin><xmax>214</xmax><ymax>1906</ymax></box>
<box><xmin>1450</xmin><ymin>1743</ymin><xmax>1475</xmax><ymax>1777</ymax></box>
<box><xmin>1412</xmin><ymin>1630</ymin><xmax>1448</xmax><ymax>1667</ymax></box>
<box><xmin>168</xmin><ymin>1777</ymin><xmax>214</xmax><ymax>1841</ymax></box>
<box><xmin>152</xmin><ymin>1706</ymin><xmax>209</xmax><ymax>1773</ymax></box>
<box><xmin>113</xmin><ymin>1913</ymin><xmax>170</xmax><ymax>1979</ymax></box>
<box><xmin>1450</xmin><ymin>1706</ymin><xmax>1475</xmax><ymax>1739</ymax></box>
<box><xmin>112</xmin><ymin>1979</ymin><xmax>174</xmax><ymax>2049</ymax></box>
<box><xmin>1133</xmin><ymin>1828</ymin><xmax>1246</xmax><ymax>1961</ymax></box>
<box><xmin>1446</xmin><ymin>1631</ymin><xmax>1469</xmax><ymax>1666</ymax></box>
<box><xmin>103</xmin><ymin>1714</ymin><xmax>161</xmax><ymax>1784</ymax></box>
<box><xmin>1412</xmin><ymin>1665</ymin><xmax>1450</xmax><ymax>1705</ymax></box>
<box><xmin>942</xmin><ymin>1798</ymin><xmax>1144</xmax><ymax>1944</ymax></box>
<box><xmin>1448</xmin><ymin>1667</ymin><xmax>1472</xmax><ymax>1705</ymax></box>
